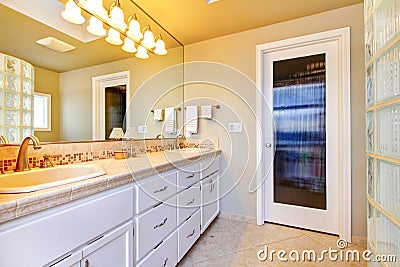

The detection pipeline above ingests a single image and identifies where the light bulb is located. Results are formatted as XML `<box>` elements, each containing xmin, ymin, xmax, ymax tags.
<box><xmin>106</xmin><ymin>28</ymin><xmax>123</xmax><ymax>45</ymax></box>
<box><xmin>126</xmin><ymin>17</ymin><xmax>143</xmax><ymax>42</ymax></box>
<box><xmin>141</xmin><ymin>28</ymin><xmax>155</xmax><ymax>50</ymax></box>
<box><xmin>84</xmin><ymin>0</ymin><xmax>107</xmax><ymax>20</ymax></box>
<box><xmin>108</xmin><ymin>3</ymin><xmax>127</xmax><ymax>31</ymax></box>
<box><xmin>154</xmin><ymin>38</ymin><xmax>167</xmax><ymax>55</ymax></box>
<box><xmin>87</xmin><ymin>16</ymin><xmax>106</xmax><ymax>36</ymax></box>
<box><xmin>61</xmin><ymin>0</ymin><xmax>85</xmax><ymax>25</ymax></box>
<box><xmin>122</xmin><ymin>38</ymin><xmax>137</xmax><ymax>53</ymax></box>
<box><xmin>135</xmin><ymin>45</ymin><xmax>149</xmax><ymax>59</ymax></box>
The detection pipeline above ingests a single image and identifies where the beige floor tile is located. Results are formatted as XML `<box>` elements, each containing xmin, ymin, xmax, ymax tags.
<box><xmin>192</xmin><ymin>255</ymin><xmax>234</xmax><ymax>267</ymax></box>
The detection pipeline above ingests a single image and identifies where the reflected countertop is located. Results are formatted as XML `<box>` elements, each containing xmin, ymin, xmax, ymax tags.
<box><xmin>0</xmin><ymin>149</ymin><xmax>221</xmax><ymax>224</ymax></box>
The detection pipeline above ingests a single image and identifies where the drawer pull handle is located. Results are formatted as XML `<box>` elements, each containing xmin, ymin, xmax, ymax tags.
<box><xmin>85</xmin><ymin>259</ymin><xmax>90</xmax><ymax>267</ymax></box>
<box><xmin>163</xmin><ymin>257</ymin><xmax>169</xmax><ymax>267</ymax></box>
<box><xmin>186</xmin><ymin>198</ymin><xmax>195</xmax><ymax>205</ymax></box>
<box><xmin>154</xmin><ymin>186</ymin><xmax>168</xmax><ymax>194</ymax></box>
<box><xmin>186</xmin><ymin>174</ymin><xmax>195</xmax><ymax>179</ymax></box>
<box><xmin>154</xmin><ymin>218</ymin><xmax>168</xmax><ymax>229</ymax></box>
<box><xmin>187</xmin><ymin>229</ymin><xmax>196</xmax><ymax>238</ymax></box>
<box><xmin>210</xmin><ymin>183</ymin><xmax>214</xmax><ymax>193</ymax></box>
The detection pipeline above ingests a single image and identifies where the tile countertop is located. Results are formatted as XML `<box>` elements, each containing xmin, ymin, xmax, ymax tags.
<box><xmin>0</xmin><ymin>149</ymin><xmax>221</xmax><ymax>224</ymax></box>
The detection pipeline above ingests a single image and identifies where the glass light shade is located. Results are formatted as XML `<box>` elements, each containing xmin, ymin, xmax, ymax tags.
<box><xmin>108</xmin><ymin>4</ymin><xmax>127</xmax><ymax>31</ymax></box>
<box><xmin>135</xmin><ymin>45</ymin><xmax>149</xmax><ymax>59</ymax></box>
<box><xmin>126</xmin><ymin>19</ymin><xmax>143</xmax><ymax>42</ymax></box>
<box><xmin>86</xmin><ymin>16</ymin><xmax>106</xmax><ymax>36</ymax></box>
<box><xmin>141</xmin><ymin>29</ymin><xmax>156</xmax><ymax>49</ymax></box>
<box><xmin>61</xmin><ymin>0</ymin><xmax>85</xmax><ymax>25</ymax></box>
<box><xmin>122</xmin><ymin>38</ymin><xmax>137</xmax><ymax>53</ymax></box>
<box><xmin>105</xmin><ymin>28</ymin><xmax>123</xmax><ymax>45</ymax></box>
<box><xmin>154</xmin><ymin>39</ymin><xmax>167</xmax><ymax>55</ymax></box>
<box><xmin>109</xmin><ymin>127</ymin><xmax>124</xmax><ymax>140</ymax></box>
<box><xmin>84</xmin><ymin>0</ymin><xmax>107</xmax><ymax>20</ymax></box>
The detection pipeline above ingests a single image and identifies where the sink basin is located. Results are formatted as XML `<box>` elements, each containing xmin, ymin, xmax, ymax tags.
<box><xmin>0</xmin><ymin>165</ymin><xmax>106</xmax><ymax>193</ymax></box>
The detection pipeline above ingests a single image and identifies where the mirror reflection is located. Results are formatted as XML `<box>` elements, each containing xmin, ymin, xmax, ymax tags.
<box><xmin>0</xmin><ymin>0</ymin><xmax>184</xmax><ymax>144</ymax></box>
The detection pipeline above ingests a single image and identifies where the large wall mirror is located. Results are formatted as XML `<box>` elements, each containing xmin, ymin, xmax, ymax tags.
<box><xmin>0</xmin><ymin>0</ymin><xmax>184</xmax><ymax>143</ymax></box>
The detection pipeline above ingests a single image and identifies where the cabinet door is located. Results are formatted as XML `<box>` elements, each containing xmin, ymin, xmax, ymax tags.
<box><xmin>81</xmin><ymin>221</ymin><xmax>133</xmax><ymax>267</ymax></box>
<box><xmin>177</xmin><ymin>184</ymin><xmax>201</xmax><ymax>225</ymax></box>
<box><xmin>201</xmin><ymin>172</ymin><xmax>219</xmax><ymax>234</ymax></box>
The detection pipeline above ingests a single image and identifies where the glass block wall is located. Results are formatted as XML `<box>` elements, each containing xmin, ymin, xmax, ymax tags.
<box><xmin>365</xmin><ymin>0</ymin><xmax>400</xmax><ymax>265</ymax></box>
<box><xmin>0</xmin><ymin>53</ymin><xmax>34</xmax><ymax>143</ymax></box>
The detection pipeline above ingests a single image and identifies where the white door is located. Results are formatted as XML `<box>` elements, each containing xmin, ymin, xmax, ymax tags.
<box><xmin>263</xmin><ymin>38</ymin><xmax>340</xmax><ymax>234</ymax></box>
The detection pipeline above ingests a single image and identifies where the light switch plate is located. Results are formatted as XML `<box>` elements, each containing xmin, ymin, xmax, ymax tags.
<box><xmin>138</xmin><ymin>125</ymin><xmax>147</xmax><ymax>134</ymax></box>
<box><xmin>229</xmin><ymin>123</ymin><xmax>243</xmax><ymax>133</ymax></box>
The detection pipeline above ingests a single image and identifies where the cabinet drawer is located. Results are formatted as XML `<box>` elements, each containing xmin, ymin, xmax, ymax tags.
<box><xmin>135</xmin><ymin>198</ymin><xmax>177</xmax><ymax>261</ymax></box>
<box><xmin>201</xmin><ymin>173</ymin><xmax>219</xmax><ymax>234</ymax></box>
<box><xmin>178</xmin><ymin>210</ymin><xmax>200</xmax><ymax>262</ymax></box>
<box><xmin>177</xmin><ymin>184</ymin><xmax>200</xmax><ymax>225</ymax></box>
<box><xmin>137</xmin><ymin>230</ymin><xmax>177</xmax><ymax>267</ymax></box>
<box><xmin>201</xmin><ymin>156</ymin><xmax>220</xmax><ymax>179</ymax></box>
<box><xmin>134</xmin><ymin>171</ymin><xmax>177</xmax><ymax>214</ymax></box>
<box><xmin>177</xmin><ymin>163</ymin><xmax>200</xmax><ymax>190</ymax></box>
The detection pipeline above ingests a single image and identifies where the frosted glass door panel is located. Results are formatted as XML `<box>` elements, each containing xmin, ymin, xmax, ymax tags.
<box><xmin>273</xmin><ymin>54</ymin><xmax>327</xmax><ymax>210</ymax></box>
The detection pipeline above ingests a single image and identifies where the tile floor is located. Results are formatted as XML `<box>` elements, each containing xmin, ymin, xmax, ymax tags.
<box><xmin>178</xmin><ymin>218</ymin><xmax>367</xmax><ymax>266</ymax></box>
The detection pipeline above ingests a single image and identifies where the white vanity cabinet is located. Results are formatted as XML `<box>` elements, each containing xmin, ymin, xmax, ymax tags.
<box><xmin>134</xmin><ymin>156</ymin><xmax>220</xmax><ymax>267</ymax></box>
<box><xmin>0</xmin><ymin>185</ymin><xmax>134</xmax><ymax>267</ymax></box>
<box><xmin>52</xmin><ymin>221</ymin><xmax>133</xmax><ymax>267</ymax></box>
<box><xmin>200</xmin><ymin>158</ymin><xmax>220</xmax><ymax>234</ymax></box>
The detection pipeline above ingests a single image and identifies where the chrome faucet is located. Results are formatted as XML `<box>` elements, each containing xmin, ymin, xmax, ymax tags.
<box><xmin>15</xmin><ymin>136</ymin><xmax>42</xmax><ymax>172</ymax></box>
<box><xmin>0</xmin><ymin>135</ymin><xmax>9</xmax><ymax>144</ymax></box>
<box><xmin>156</xmin><ymin>133</ymin><xmax>164</xmax><ymax>139</ymax></box>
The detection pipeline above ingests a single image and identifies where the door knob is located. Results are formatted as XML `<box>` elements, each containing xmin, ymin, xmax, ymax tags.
<box><xmin>265</xmin><ymin>143</ymin><xmax>272</xmax><ymax>148</ymax></box>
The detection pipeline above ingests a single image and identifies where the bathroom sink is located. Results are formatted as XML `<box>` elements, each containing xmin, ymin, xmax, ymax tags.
<box><xmin>0</xmin><ymin>165</ymin><xmax>106</xmax><ymax>193</ymax></box>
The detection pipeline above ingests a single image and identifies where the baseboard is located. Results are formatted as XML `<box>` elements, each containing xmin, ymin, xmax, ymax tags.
<box><xmin>218</xmin><ymin>212</ymin><xmax>257</xmax><ymax>225</ymax></box>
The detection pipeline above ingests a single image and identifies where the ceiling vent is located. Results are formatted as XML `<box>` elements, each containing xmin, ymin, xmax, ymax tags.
<box><xmin>35</xmin><ymin>37</ymin><xmax>75</xmax><ymax>53</ymax></box>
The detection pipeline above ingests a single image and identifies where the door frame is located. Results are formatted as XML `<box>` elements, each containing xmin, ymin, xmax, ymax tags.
<box><xmin>255</xmin><ymin>28</ymin><xmax>352</xmax><ymax>241</ymax></box>
<box><xmin>92</xmin><ymin>71</ymin><xmax>130</xmax><ymax>140</ymax></box>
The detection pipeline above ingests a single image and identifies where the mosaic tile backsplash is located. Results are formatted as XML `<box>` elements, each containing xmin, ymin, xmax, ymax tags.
<box><xmin>0</xmin><ymin>138</ymin><xmax>217</xmax><ymax>173</ymax></box>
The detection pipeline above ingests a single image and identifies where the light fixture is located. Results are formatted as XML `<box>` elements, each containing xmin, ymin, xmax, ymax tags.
<box><xmin>141</xmin><ymin>25</ymin><xmax>156</xmax><ymax>50</ymax></box>
<box><xmin>61</xmin><ymin>0</ymin><xmax>168</xmax><ymax>58</ymax></box>
<box><xmin>108</xmin><ymin>0</ymin><xmax>127</xmax><ymax>31</ymax></box>
<box><xmin>61</xmin><ymin>0</ymin><xmax>85</xmax><ymax>25</ymax></box>
<box><xmin>154</xmin><ymin>35</ymin><xmax>167</xmax><ymax>55</ymax></box>
<box><xmin>106</xmin><ymin>28</ymin><xmax>123</xmax><ymax>45</ymax></box>
<box><xmin>135</xmin><ymin>45</ymin><xmax>149</xmax><ymax>59</ymax></box>
<box><xmin>126</xmin><ymin>14</ymin><xmax>143</xmax><ymax>42</ymax></box>
<box><xmin>84</xmin><ymin>0</ymin><xmax>108</xmax><ymax>20</ymax></box>
<box><xmin>109</xmin><ymin>127</ymin><xmax>124</xmax><ymax>140</ymax></box>
<box><xmin>36</xmin><ymin>37</ymin><xmax>76</xmax><ymax>53</ymax></box>
<box><xmin>87</xmin><ymin>16</ymin><xmax>106</xmax><ymax>36</ymax></box>
<box><xmin>122</xmin><ymin>38</ymin><xmax>137</xmax><ymax>53</ymax></box>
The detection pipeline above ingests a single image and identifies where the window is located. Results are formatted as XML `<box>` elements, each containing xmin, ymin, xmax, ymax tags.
<box><xmin>34</xmin><ymin>93</ymin><xmax>51</xmax><ymax>131</ymax></box>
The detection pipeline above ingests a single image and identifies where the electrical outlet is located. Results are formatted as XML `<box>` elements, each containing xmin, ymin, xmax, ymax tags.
<box><xmin>138</xmin><ymin>125</ymin><xmax>147</xmax><ymax>134</ymax></box>
<box><xmin>229</xmin><ymin>123</ymin><xmax>243</xmax><ymax>133</ymax></box>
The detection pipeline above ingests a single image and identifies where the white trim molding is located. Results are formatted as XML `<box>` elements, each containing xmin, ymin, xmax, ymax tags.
<box><xmin>92</xmin><ymin>71</ymin><xmax>130</xmax><ymax>140</ymax></box>
<box><xmin>255</xmin><ymin>28</ymin><xmax>352</xmax><ymax>241</ymax></box>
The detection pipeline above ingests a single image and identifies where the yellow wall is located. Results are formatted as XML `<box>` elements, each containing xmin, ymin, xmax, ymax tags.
<box><xmin>34</xmin><ymin>67</ymin><xmax>60</xmax><ymax>142</ymax></box>
<box><xmin>184</xmin><ymin>4</ymin><xmax>366</xmax><ymax>235</ymax></box>
<box><xmin>59</xmin><ymin>47</ymin><xmax>184</xmax><ymax>141</ymax></box>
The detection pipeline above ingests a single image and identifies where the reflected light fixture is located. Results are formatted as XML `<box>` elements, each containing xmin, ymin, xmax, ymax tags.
<box><xmin>109</xmin><ymin>127</ymin><xmax>124</xmax><ymax>140</ymax></box>
<box><xmin>122</xmin><ymin>38</ymin><xmax>137</xmax><ymax>53</ymax></box>
<box><xmin>126</xmin><ymin>14</ymin><xmax>143</xmax><ymax>42</ymax></box>
<box><xmin>87</xmin><ymin>16</ymin><xmax>106</xmax><ymax>36</ymax></box>
<box><xmin>141</xmin><ymin>25</ymin><xmax>156</xmax><ymax>50</ymax></box>
<box><xmin>61</xmin><ymin>0</ymin><xmax>85</xmax><ymax>24</ymax></box>
<box><xmin>154</xmin><ymin>35</ymin><xmax>167</xmax><ymax>55</ymax></box>
<box><xmin>61</xmin><ymin>0</ymin><xmax>168</xmax><ymax>59</ymax></box>
<box><xmin>84</xmin><ymin>0</ymin><xmax>108</xmax><ymax>20</ymax></box>
<box><xmin>108</xmin><ymin>0</ymin><xmax>127</xmax><ymax>31</ymax></box>
<box><xmin>106</xmin><ymin>28</ymin><xmax>123</xmax><ymax>45</ymax></box>
<box><xmin>135</xmin><ymin>45</ymin><xmax>149</xmax><ymax>59</ymax></box>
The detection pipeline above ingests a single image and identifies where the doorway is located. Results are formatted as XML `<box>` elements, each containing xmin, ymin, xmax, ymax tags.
<box><xmin>256</xmin><ymin>28</ymin><xmax>351</xmax><ymax>240</ymax></box>
<box><xmin>92</xmin><ymin>71</ymin><xmax>130</xmax><ymax>140</ymax></box>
